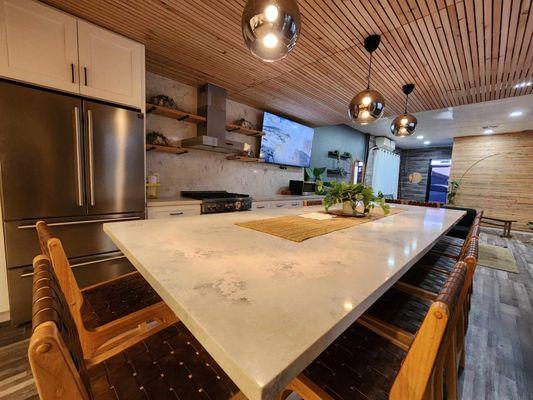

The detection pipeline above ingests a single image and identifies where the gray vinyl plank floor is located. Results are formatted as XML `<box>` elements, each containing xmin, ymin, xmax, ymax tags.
<box><xmin>0</xmin><ymin>229</ymin><xmax>531</xmax><ymax>400</ymax></box>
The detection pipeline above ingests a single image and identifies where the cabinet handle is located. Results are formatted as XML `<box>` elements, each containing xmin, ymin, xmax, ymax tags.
<box><xmin>169</xmin><ymin>212</ymin><xmax>184</xmax><ymax>216</ymax></box>
<box><xmin>256</xmin><ymin>206</ymin><xmax>265</xmax><ymax>209</ymax></box>
<box><xmin>276</xmin><ymin>204</ymin><xmax>284</xmax><ymax>208</ymax></box>
<box><xmin>84</xmin><ymin>67</ymin><xmax>88</xmax><ymax>86</ymax></box>
<box><xmin>71</xmin><ymin>63</ymin><xmax>75</xmax><ymax>83</ymax></box>
<box><xmin>291</xmin><ymin>203</ymin><xmax>299</xmax><ymax>206</ymax></box>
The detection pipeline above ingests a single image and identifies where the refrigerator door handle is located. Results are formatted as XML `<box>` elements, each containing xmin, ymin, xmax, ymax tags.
<box><xmin>17</xmin><ymin>216</ymin><xmax>141</xmax><ymax>229</ymax></box>
<box><xmin>87</xmin><ymin>109</ymin><xmax>95</xmax><ymax>206</ymax></box>
<box><xmin>73</xmin><ymin>107</ymin><xmax>83</xmax><ymax>206</ymax></box>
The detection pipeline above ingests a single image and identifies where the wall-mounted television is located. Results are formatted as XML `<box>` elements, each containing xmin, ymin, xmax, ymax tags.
<box><xmin>259</xmin><ymin>112</ymin><xmax>314</xmax><ymax>168</ymax></box>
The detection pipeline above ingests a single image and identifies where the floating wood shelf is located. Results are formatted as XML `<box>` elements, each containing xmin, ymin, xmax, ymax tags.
<box><xmin>145</xmin><ymin>103</ymin><xmax>206</xmax><ymax>124</ymax></box>
<box><xmin>225</xmin><ymin>123</ymin><xmax>265</xmax><ymax>137</ymax></box>
<box><xmin>226</xmin><ymin>155</ymin><xmax>265</xmax><ymax>163</ymax></box>
<box><xmin>145</xmin><ymin>144</ymin><xmax>188</xmax><ymax>155</ymax></box>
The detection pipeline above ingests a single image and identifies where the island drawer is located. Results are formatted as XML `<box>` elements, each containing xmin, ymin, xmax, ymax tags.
<box><xmin>147</xmin><ymin>204</ymin><xmax>201</xmax><ymax>219</ymax></box>
<box><xmin>252</xmin><ymin>202</ymin><xmax>271</xmax><ymax>210</ymax></box>
<box><xmin>272</xmin><ymin>200</ymin><xmax>303</xmax><ymax>209</ymax></box>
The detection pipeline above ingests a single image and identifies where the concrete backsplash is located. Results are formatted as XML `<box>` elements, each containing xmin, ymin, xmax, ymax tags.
<box><xmin>146</xmin><ymin>72</ymin><xmax>303</xmax><ymax>197</ymax></box>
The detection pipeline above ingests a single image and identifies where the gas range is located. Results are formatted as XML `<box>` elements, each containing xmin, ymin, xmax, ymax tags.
<box><xmin>181</xmin><ymin>191</ymin><xmax>252</xmax><ymax>214</ymax></box>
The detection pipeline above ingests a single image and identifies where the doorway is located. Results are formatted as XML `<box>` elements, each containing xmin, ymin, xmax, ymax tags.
<box><xmin>426</xmin><ymin>159</ymin><xmax>451</xmax><ymax>203</ymax></box>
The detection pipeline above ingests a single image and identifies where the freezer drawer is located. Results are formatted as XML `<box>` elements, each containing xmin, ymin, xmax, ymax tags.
<box><xmin>3</xmin><ymin>214</ymin><xmax>143</xmax><ymax>268</ymax></box>
<box><xmin>7</xmin><ymin>253</ymin><xmax>136</xmax><ymax>326</ymax></box>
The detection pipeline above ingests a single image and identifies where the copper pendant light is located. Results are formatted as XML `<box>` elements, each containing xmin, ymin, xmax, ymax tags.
<box><xmin>349</xmin><ymin>35</ymin><xmax>385</xmax><ymax>125</ymax></box>
<box><xmin>391</xmin><ymin>84</ymin><xmax>417</xmax><ymax>137</ymax></box>
<box><xmin>241</xmin><ymin>0</ymin><xmax>301</xmax><ymax>62</ymax></box>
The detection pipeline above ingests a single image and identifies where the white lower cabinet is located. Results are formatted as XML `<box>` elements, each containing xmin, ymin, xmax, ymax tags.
<box><xmin>252</xmin><ymin>199</ymin><xmax>304</xmax><ymax>210</ymax></box>
<box><xmin>147</xmin><ymin>204</ymin><xmax>201</xmax><ymax>219</ymax></box>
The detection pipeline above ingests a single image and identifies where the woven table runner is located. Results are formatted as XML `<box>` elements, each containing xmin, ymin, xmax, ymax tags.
<box><xmin>236</xmin><ymin>207</ymin><xmax>405</xmax><ymax>242</ymax></box>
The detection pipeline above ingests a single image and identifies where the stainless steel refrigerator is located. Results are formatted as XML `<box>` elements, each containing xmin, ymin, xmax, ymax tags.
<box><xmin>0</xmin><ymin>80</ymin><xmax>145</xmax><ymax>325</ymax></box>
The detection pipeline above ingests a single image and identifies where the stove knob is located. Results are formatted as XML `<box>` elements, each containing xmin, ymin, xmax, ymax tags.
<box><xmin>235</xmin><ymin>201</ymin><xmax>242</xmax><ymax>209</ymax></box>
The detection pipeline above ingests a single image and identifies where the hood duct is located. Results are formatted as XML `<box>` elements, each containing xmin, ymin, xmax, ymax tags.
<box><xmin>181</xmin><ymin>84</ymin><xmax>251</xmax><ymax>154</ymax></box>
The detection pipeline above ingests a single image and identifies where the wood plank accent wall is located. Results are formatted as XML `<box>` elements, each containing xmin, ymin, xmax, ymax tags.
<box><xmin>399</xmin><ymin>147</ymin><xmax>452</xmax><ymax>201</ymax></box>
<box><xmin>42</xmin><ymin>0</ymin><xmax>533</xmax><ymax>127</ymax></box>
<box><xmin>450</xmin><ymin>132</ymin><xmax>533</xmax><ymax>232</ymax></box>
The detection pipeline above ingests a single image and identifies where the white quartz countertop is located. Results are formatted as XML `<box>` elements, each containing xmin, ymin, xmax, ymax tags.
<box><xmin>146</xmin><ymin>196</ymin><xmax>202</xmax><ymax>207</ymax></box>
<box><xmin>103</xmin><ymin>205</ymin><xmax>464</xmax><ymax>400</ymax></box>
<box><xmin>251</xmin><ymin>194</ymin><xmax>324</xmax><ymax>202</ymax></box>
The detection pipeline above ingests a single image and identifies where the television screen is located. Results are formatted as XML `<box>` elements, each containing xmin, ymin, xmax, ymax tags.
<box><xmin>259</xmin><ymin>112</ymin><xmax>314</xmax><ymax>167</ymax></box>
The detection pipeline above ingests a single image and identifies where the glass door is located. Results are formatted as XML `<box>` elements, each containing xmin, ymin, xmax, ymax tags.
<box><xmin>426</xmin><ymin>159</ymin><xmax>451</xmax><ymax>203</ymax></box>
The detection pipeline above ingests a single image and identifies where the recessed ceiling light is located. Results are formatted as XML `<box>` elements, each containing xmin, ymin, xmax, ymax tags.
<box><xmin>513</xmin><ymin>81</ymin><xmax>531</xmax><ymax>89</ymax></box>
<box><xmin>416</xmin><ymin>135</ymin><xmax>424</xmax><ymax>140</ymax></box>
<box><xmin>509</xmin><ymin>111</ymin><xmax>523</xmax><ymax>117</ymax></box>
<box><xmin>483</xmin><ymin>128</ymin><xmax>494</xmax><ymax>134</ymax></box>
<box><xmin>423</xmin><ymin>141</ymin><xmax>430</xmax><ymax>145</ymax></box>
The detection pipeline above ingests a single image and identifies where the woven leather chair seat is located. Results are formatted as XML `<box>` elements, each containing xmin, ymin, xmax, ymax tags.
<box><xmin>437</xmin><ymin>235</ymin><xmax>465</xmax><ymax>247</ymax></box>
<box><xmin>88</xmin><ymin>322</ymin><xmax>239</xmax><ymax>400</ymax></box>
<box><xmin>365</xmin><ymin>288</ymin><xmax>431</xmax><ymax>335</ymax></box>
<box><xmin>302</xmin><ymin>323</ymin><xmax>406</xmax><ymax>400</ymax></box>
<box><xmin>399</xmin><ymin>266</ymin><xmax>448</xmax><ymax>294</ymax></box>
<box><xmin>415</xmin><ymin>253</ymin><xmax>457</xmax><ymax>274</ymax></box>
<box><xmin>430</xmin><ymin>241</ymin><xmax>462</xmax><ymax>258</ymax></box>
<box><xmin>81</xmin><ymin>272</ymin><xmax>162</xmax><ymax>329</ymax></box>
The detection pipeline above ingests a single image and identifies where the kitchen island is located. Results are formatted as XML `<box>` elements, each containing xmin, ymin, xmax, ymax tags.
<box><xmin>104</xmin><ymin>205</ymin><xmax>465</xmax><ymax>400</ymax></box>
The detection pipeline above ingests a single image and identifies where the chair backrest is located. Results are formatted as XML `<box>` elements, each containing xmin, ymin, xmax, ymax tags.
<box><xmin>35</xmin><ymin>221</ymin><xmax>84</xmax><ymax>309</ymax></box>
<box><xmin>390</xmin><ymin>260</ymin><xmax>469</xmax><ymax>399</ymax></box>
<box><xmin>28</xmin><ymin>255</ymin><xmax>91</xmax><ymax>400</ymax></box>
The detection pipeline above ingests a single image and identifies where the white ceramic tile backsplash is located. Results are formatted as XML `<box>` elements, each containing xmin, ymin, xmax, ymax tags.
<box><xmin>146</xmin><ymin>72</ymin><xmax>303</xmax><ymax>197</ymax></box>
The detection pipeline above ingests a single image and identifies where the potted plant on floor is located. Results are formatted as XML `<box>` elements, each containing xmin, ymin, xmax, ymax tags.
<box><xmin>323</xmin><ymin>181</ymin><xmax>390</xmax><ymax>216</ymax></box>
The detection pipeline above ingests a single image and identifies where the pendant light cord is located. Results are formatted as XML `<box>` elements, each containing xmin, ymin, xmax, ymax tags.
<box><xmin>404</xmin><ymin>93</ymin><xmax>409</xmax><ymax>114</ymax></box>
<box><xmin>366</xmin><ymin>52</ymin><xmax>373</xmax><ymax>90</ymax></box>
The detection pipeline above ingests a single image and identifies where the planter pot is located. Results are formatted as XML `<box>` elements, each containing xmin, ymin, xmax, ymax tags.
<box><xmin>342</xmin><ymin>201</ymin><xmax>353</xmax><ymax>214</ymax></box>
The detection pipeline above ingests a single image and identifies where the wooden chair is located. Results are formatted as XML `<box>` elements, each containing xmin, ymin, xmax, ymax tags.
<box><xmin>429</xmin><ymin>212</ymin><xmax>482</xmax><ymax>262</ymax></box>
<box><xmin>282</xmin><ymin>260</ymin><xmax>470</xmax><ymax>400</ymax></box>
<box><xmin>28</xmin><ymin>255</ymin><xmax>247</xmax><ymax>400</ymax></box>
<box><xmin>35</xmin><ymin>220</ymin><xmax>177</xmax><ymax>363</ymax></box>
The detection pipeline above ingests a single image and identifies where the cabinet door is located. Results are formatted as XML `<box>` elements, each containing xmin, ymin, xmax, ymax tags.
<box><xmin>0</xmin><ymin>0</ymin><xmax>79</xmax><ymax>93</ymax></box>
<box><xmin>78</xmin><ymin>20</ymin><xmax>143</xmax><ymax>109</ymax></box>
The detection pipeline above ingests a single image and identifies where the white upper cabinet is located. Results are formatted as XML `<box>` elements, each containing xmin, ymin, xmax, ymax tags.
<box><xmin>0</xmin><ymin>0</ymin><xmax>144</xmax><ymax>109</ymax></box>
<box><xmin>0</xmin><ymin>0</ymin><xmax>79</xmax><ymax>93</ymax></box>
<box><xmin>78</xmin><ymin>20</ymin><xmax>143</xmax><ymax>108</ymax></box>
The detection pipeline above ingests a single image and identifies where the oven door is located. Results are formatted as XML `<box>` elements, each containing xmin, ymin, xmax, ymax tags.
<box><xmin>7</xmin><ymin>252</ymin><xmax>136</xmax><ymax>326</ymax></box>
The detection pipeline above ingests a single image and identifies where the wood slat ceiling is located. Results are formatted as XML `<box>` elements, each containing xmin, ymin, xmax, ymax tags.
<box><xmin>43</xmin><ymin>0</ymin><xmax>533</xmax><ymax>127</ymax></box>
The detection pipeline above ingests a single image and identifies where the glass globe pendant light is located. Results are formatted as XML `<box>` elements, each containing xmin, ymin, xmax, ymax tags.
<box><xmin>241</xmin><ymin>0</ymin><xmax>301</xmax><ymax>62</ymax></box>
<box><xmin>391</xmin><ymin>83</ymin><xmax>417</xmax><ymax>137</ymax></box>
<box><xmin>349</xmin><ymin>35</ymin><xmax>385</xmax><ymax>124</ymax></box>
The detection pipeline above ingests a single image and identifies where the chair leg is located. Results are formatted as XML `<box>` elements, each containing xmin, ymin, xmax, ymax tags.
<box><xmin>434</xmin><ymin>358</ymin><xmax>444</xmax><ymax>400</ymax></box>
<box><xmin>444</xmin><ymin>333</ymin><xmax>458</xmax><ymax>400</ymax></box>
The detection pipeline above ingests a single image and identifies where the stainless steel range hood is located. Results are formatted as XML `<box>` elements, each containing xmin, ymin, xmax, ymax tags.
<box><xmin>181</xmin><ymin>84</ymin><xmax>250</xmax><ymax>154</ymax></box>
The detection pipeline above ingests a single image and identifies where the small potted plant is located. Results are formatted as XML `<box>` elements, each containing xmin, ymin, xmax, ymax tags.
<box><xmin>323</xmin><ymin>181</ymin><xmax>390</xmax><ymax>216</ymax></box>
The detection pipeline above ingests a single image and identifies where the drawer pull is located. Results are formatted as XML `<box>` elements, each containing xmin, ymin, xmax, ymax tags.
<box><xmin>169</xmin><ymin>211</ymin><xmax>184</xmax><ymax>216</ymax></box>
<box><xmin>276</xmin><ymin>204</ymin><xmax>284</xmax><ymax>208</ymax></box>
<box><xmin>20</xmin><ymin>254</ymin><xmax>126</xmax><ymax>278</ymax></box>
<box><xmin>256</xmin><ymin>206</ymin><xmax>265</xmax><ymax>209</ymax></box>
<box><xmin>291</xmin><ymin>203</ymin><xmax>299</xmax><ymax>206</ymax></box>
